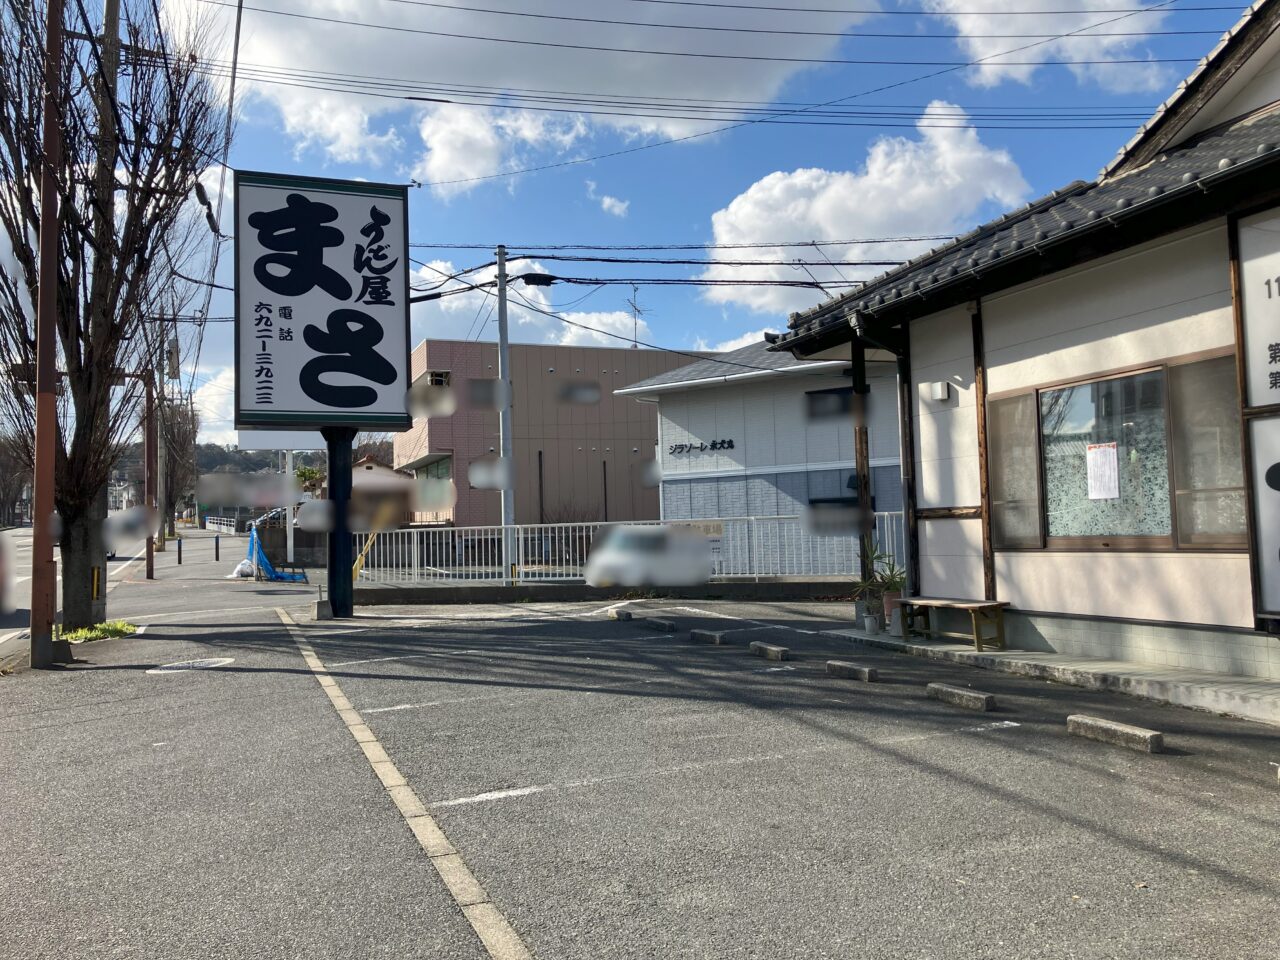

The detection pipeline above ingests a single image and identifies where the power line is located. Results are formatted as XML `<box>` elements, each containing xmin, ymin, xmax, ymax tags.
<box><xmin>196</xmin><ymin>1</ymin><xmax>1202</xmax><ymax>69</ymax></box>
<box><xmin>396</xmin><ymin>0</ymin><xmax>1187</xmax><ymax>186</ymax></box>
<box><xmin>409</xmin><ymin>237</ymin><xmax>954</xmax><ymax>250</ymax></box>
<box><xmin>531</xmin><ymin>255</ymin><xmax>920</xmax><ymax>266</ymax></box>
<box><xmin>179</xmin><ymin>55</ymin><xmax>1160</xmax><ymax>114</ymax></box>
<box><xmin>610</xmin><ymin>0</ymin><xmax>1233</xmax><ymax>13</ymax></box>
<box><xmin>346</xmin><ymin>0</ymin><xmax>1227</xmax><ymax>39</ymax></box>
<box><xmin>538</xmin><ymin>276</ymin><xmax>863</xmax><ymax>287</ymax></box>
<box><xmin>507</xmin><ymin>288</ymin><xmax>776</xmax><ymax>370</ymax></box>
<box><xmin>192</xmin><ymin>63</ymin><xmax>1149</xmax><ymax>128</ymax></box>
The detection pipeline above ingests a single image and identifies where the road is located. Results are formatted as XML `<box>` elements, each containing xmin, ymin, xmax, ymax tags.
<box><xmin>1</xmin><ymin>545</ymin><xmax>1277</xmax><ymax>959</ymax></box>
<box><xmin>1</xmin><ymin>526</ymin><xmax>146</xmax><ymax>636</ymax></box>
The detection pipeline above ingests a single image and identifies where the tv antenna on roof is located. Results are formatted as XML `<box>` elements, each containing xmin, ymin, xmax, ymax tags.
<box><xmin>625</xmin><ymin>283</ymin><xmax>645</xmax><ymax>349</ymax></box>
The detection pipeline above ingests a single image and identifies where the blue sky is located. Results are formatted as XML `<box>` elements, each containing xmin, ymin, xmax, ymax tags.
<box><xmin>180</xmin><ymin>0</ymin><xmax>1249</xmax><ymax>442</ymax></box>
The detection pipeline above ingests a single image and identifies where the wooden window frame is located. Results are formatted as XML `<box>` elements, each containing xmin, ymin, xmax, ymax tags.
<box><xmin>987</xmin><ymin>347</ymin><xmax>1247</xmax><ymax>554</ymax></box>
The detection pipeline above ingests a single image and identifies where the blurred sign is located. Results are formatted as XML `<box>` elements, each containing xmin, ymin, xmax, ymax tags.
<box><xmin>1237</xmin><ymin>210</ymin><xmax>1280</xmax><ymax>408</ymax></box>
<box><xmin>234</xmin><ymin>171</ymin><xmax>411</xmax><ymax>431</ymax></box>
<box><xmin>672</xmin><ymin>520</ymin><xmax>723</xmax><ymax>559</ymax></box>
<box><xmin>235</xmin><ymin>429</ymin><xmax>325</xmax><ymax>451</ymax></box>
<box><xmin>1250</xmin><ymin>415</ymin><xmax>1280</xmax><ymax>616</ymax></box>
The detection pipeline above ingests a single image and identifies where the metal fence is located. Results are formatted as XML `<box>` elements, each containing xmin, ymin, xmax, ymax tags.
<box><xmin>352</xmin><ymin>512</ymin><xmax>905</xmax><ymax>586</ymax></box>
<box><xmin>205</xmin><ymin>516</ymin><xmax>237</xmax><ymax>534</ymax></box>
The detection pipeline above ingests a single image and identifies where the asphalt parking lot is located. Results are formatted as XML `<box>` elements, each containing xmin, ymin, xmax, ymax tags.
<box><xmin>290</xmin><ymin>598</ymin><xmax>1280</xmax><ymax>959</ymax></box>
<box><xmin>4</xmin><ymin>594</ymin><xmax>1279</xmax><ymax>959</ymax></box>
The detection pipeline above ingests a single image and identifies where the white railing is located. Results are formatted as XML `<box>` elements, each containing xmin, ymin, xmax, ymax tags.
<box><xmin>352</xmin><ymin>512</ymin><xmax>906</xmax><ymax>586</ymax></box>
<box><xmin>205</xmin><ymin>516</ymin><xmax>238</xmax><ymax>534</ymax></box>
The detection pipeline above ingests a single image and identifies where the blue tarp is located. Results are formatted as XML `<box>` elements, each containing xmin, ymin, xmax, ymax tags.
<box><xmin>246</xmin><ymin>526</ymin><xmax>307</xmax><ymax>582</ymax></box>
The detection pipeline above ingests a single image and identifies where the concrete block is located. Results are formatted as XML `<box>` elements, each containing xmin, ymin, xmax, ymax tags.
<box><xmin>645</xmin><ymin>617</ymin><xmax>677</xmax><ymax>633</ymax></box>
<box><xmin>1067</xmin><ymin>715</ymin><xmax>1164</xmax><ymax>754</ymax></box>
<box><xmin>826</xmin><ymin>660</ymin><xmax>878</xmax><ymax>682</ymax></box>
<box><xmin>926</xmin><ymin>682</ymin><xmax>996</xmax><ymax>712</ymax></box>
<box><xmin>607</xmin><ymin>608</ymin><xmax>633</xmax><ymax>621</ymax></box>
<box><xmin>690</xmin><ymin>629</ymin><xmax>730</xmax><ymax>645</ymax></box>
<box><xmin>749</xmin><ymin>641</ymin><xmax>789</xmax><ymax>661</ymax></box>
<box><xmin>313</xmin><ymin>599</ymin><xmax>333</xmax><ymax>621</ymax></box>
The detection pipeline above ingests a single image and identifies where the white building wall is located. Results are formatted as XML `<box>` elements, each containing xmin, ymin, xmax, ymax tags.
<box><xmin>983</xmin><ymin>224</ymin><xmax>1235</xmax><ymax>394</ymax></box>
<box><xmin>978</xmin><ymin>222</ymin><xmax>1251</xmax><ymax>628</ymax></box>
<box><xmin>656</xmin><ymin>370</ymin><xmax>887</xmax><ymax>480</ymax></box>
<box><xmin>909</xmin><ymin>305</ymin><xmax>985</xmax><ymax>599</ymax></box>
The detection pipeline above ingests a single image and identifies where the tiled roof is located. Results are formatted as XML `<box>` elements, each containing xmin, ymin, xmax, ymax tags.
<box><xmin>776</xmin><ymin>105</ymin><xmax>1280</xmax><ymax>350</ymax></box>
<box><xmin>617</xmin><ymin>337</ymin><xmax>830</xmax><ymax>393</ymax></box>
<box><xmin>1104</xmin><ymin>1</ymin><xmax>1268</xmax><ymax>178</ymax></box>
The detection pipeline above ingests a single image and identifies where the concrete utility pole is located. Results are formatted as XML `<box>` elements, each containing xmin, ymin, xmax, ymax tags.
<box><xmin>30</xmin><ymin>0</ymin><xmax>67</xmax><ymax>668</ymax></box>
<box><xmin>155</xmin><ymin>333</ymin><xmax>168</xmax><ymax>553</ymax></box>
<box><xmin>145</xmin><ymin>376</ymin><xmax>156</xmax><ymax>580</ymax></box>
<box><xmin>495</xmin><ymin>245</ymin><xmax>516</xmax><ymax>582</ymax></box>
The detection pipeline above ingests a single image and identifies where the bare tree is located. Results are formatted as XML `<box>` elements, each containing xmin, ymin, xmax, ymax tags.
<box><xmin>355</xmin><ymin>431</ymin><xmax>394</xmax><ymax>464</ymax></box>
<box><xmin>0</xmin><ymin>2</ymin><xmax>222</xmax><ymax>626</ymax></box>
<box><xmin>160</xmin><ymin>397</ymin><xmax>199</xmax><ymax>536</ymax></box>
<box><xmin>0</xmin><ymin>428</ymin><xmax>29</xmax><ymax>526</ymax></box>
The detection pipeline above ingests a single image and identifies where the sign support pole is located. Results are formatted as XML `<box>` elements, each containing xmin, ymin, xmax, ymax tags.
<box><xmin>323</xmin><ymin>426</ymin><xmax>357</xmax><ymax>618</ymax></box>
<box><xmin>286</xmin><ymin>449</ymin><xmax>295</xmax><ymax>564</ymax></box>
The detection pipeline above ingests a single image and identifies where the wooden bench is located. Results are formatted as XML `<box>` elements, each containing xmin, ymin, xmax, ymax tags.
<box><xmin>899</xmin><ymin>597</ymin><xmax>1010</xmax><ymax>652</ymax></box>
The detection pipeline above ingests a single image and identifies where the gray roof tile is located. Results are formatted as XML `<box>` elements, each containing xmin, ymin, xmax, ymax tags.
<box><xmin>618</xmin><ymin>337</ymin><xmax>823</xmax><ymax>392</ymax></box>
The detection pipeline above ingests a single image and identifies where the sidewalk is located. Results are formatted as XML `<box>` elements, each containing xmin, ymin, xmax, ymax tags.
<box><xmin>824</xmin><ymin>625</ymin><xmax>1280</xmax><ymax>727</ymax></box>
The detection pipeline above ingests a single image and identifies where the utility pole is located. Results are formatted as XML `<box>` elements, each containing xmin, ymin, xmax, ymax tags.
<box><xmin>30</xmin><ymin>0</ymin><xmax>68</xmax><ymax>668</ymax></box>
<box><xmin>495</xmin><ymin>245</ymin><xmax>515</xmax><ymax>582</ymax></box>
<box><xmin>145</xmin><ymin>375</ymin><xmax>156</xmax><ymax>579</ymax></box>
<box><xmin>154</xmin><ymin>320</ymin><xmax>168</xmax><ymax>553</ymax></box>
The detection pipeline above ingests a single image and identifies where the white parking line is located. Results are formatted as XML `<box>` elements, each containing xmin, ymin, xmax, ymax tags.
<box><xmin>276</xmin><ymin>608</ymin><xmax>533</xmax><ymax>960</ymax></box>
<box><xmin>362</xmin><ymin>675</ymin><xmax>679</xmax><ymax>716</ymax></box>
<box><xmin>429</xmin><ymin>721</ymin><xmax>1022</xmax><ymax>809</ymax></box>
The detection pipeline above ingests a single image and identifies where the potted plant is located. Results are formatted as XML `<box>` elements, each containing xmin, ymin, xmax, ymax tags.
<box><xmin>852</xmin><ymin>573</ymin><xmax>884</xmax><ymax>633</ymax></box>
<box><xmin>876</xmin><ymin>554</ymin><xmax>907</xmax><ymax>623</ymax></box>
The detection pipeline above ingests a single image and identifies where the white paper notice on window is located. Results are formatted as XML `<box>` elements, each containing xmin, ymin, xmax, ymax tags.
<box><xmin>1087</xmin><ymin>441</ymin><xmax>1120</xmax><ymax>500</ymax></box>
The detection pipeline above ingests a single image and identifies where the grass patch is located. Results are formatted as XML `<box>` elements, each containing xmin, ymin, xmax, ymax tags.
<box><xmin>60</xmin><ymin>619</ymin><xmax>137</xmax><ymax>644</ymax></box>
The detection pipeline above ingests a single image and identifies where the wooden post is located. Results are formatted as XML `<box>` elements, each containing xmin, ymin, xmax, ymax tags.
<box><xmin>896</xmin><ymin>338</ymin><xmax>919</xmax><ymax>598</ymax></box>
<box><xmin>971</xmin><ymin>303</ymin><xmax>996</xmax><ymax>602</ymax></box>
<box><xmin>850</xmin><ymin>341</ymin><xmax>874</xmax><ymax>580</ymax></box>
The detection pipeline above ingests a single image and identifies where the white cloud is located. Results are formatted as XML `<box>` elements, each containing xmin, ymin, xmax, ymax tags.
<box><xmin>600</xmin><ymin>196</ymin><xmax>630</xmax><ymax>218</ymax></box>
<box><xmin>193</xmin><ymin>366</ymin><xmax>237</xmax><ymax>445</ymax></box>
<box><xmin>693</xmin><ymin>328</ymin><xmax>777</xmax><ymax>352</ymax></box>
<box><xmin>410</xmin><ymin>261</ymin><xmax>650</xmax><ymax>348</ymax></box>
<box><xmin>924</xmin><ymin>0</ymin><xmax>1172</xmax><ymax>93</ymax></box>
<box><xmin>415</xmin><ymin>105</ymin><xmax>587</xmax><ymax>199</ymax></box>
<box><xmin>553</xmin><ymin>310</ymin><xmax>650</xmax><ymax>347</ymax></box>
<box><xmin>701</xmin><ymin>101</ymin><xmax>1029</xmax><ymax>315</ymax></box>
<box><xmin>181</xmin><ymin>0</ymin><xmax>878</xmax><ymax>186</ymax></box>
<box><xmin>586</xmin><ymin>180</ymin><xmax>631</xmax><ymax>217</ymax></box>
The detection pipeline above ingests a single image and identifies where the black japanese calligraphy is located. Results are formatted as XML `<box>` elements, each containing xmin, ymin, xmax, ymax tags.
<box><xmin>249</xmin><ymin>193</ymin><xmax>353</xmax><ymax>300</ymax></box>
<box><xmin>354</xmin><ymin>205</ymin><xmax>398</xmax><ymax>307</ymax></box>
<box><xmin>254</xmin><ymin>302</ymin><xmax>274</xmax><ymax>404</ymax></box>
<box><xmin>299</xmin><ymin>309</ymin><xmax>397</xmax><ymax>407</ymax></box>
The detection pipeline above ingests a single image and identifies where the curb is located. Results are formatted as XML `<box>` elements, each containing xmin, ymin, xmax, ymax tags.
<box><xmin>1067</xmin><ymin>714</ymin><xmax>1164</xmax><ymax>753</ymax></box>
<box><xmin>824</xmin><ymin>629</ymin><xmax>1280</xmax><ymax>728</ymax></box>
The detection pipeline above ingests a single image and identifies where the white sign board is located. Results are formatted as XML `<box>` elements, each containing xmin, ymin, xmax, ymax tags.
<box><xmin>1086</xmin><ymin>441</ymin><xmax>1119</xmax><ymax>500</ymax></box>
<box><xmin>235</xmin><ymin>430</ymin><xmax>325</xmax><ymax>452</ymax></box>
<box><xmin>234</xmin><ymin>171</ymin><xmax>411</xmax><ymax>431</ymax></box>
<box><xmin>1249</xmin><ymin>415</ymin><xmax>1280</xmax><ymax>616</ymax></box>
<box><xmin>1235</xmin><ymin>210</ymin><xmax>1280</xmax><ymax>409</ymax></box>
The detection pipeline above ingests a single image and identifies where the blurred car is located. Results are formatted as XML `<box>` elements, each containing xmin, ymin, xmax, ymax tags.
<box><xmin>584</xmin><ymin>525</ymin><xmax>713</xmax><ymax>588</ymax></box>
